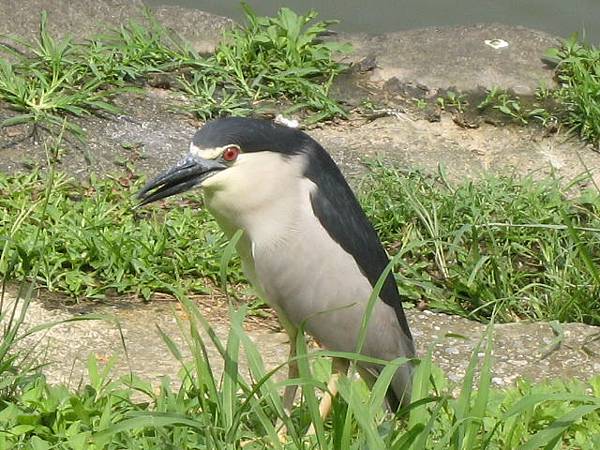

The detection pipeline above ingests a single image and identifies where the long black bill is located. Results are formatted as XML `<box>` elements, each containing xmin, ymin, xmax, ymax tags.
<box><xmin>136</xmin><ymin>155</ymin><xmax>226</xmax><ymax>206</ymax></box>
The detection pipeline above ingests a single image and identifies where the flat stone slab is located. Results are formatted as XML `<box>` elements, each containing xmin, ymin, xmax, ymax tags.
<box><xmin>6</xmin><ymin>294</ymin><xmax>599</xmax><ymax>392</ymax></box>
<box><xmin>340</xmin><ymin>23</ymin><xmax>559</xmax><ymax>95</ymax></box>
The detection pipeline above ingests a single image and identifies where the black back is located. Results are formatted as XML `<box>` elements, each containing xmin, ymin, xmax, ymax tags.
<box><xmin>193</xmin><ymin>117</ymin><xmax>413</xmax><ymax>341</ymax></box>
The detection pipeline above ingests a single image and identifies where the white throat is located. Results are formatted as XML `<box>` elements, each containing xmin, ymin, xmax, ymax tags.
<box><xmin>201</xmin><ymin>151</ymin><xmax>312</xmax><ymax>245</ymax></box>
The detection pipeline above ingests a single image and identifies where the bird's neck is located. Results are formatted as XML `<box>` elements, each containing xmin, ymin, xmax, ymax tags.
<box><xmin>206</xmin><ymin>187</ymin><xmax>305</xmax><ymax>245</ymax></box>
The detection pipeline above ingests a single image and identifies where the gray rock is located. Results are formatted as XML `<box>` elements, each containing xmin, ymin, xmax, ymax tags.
<box><xmin>5</xmin><ymin>294</ymin><xmax>599</xmax><ymax>393</ymax></box>
<box><xmin>338</xmin><ymin>23</ymin><xmax>559</xmax><ymax>95</ymax></box>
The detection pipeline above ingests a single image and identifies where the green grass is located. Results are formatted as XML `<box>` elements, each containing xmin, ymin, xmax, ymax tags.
<box><xmin>360</xmin><ymin>163</ymin><xmax>600</xmax><ymax>325</ymax></box>
<box><xmin>0</xmin><ymin>5</ymin><xmax>348</xmax><ymax>140</ymax></box>
<box><xmin>0</xmin><ymin>12</ymin><xmax>125</xmax><ymax>138</ymax></box>
<box><xmin>0</xmin><ymin>9</ymin><xmax>199</xmax><ymax>138</ymax></box>
<box><xmin>474</xmin><ymin>36</ymin><xmax>600</xmax><ymax>145</ymax></box>
<box><xmin>208</xmin><ymin>3</ymin><xmax>349</xmax><ymax>124</ymax></box>
<box><xmin>2</xmin><ymin>163</ymin><xmax>600</xmax><ymax>324</ymax></box>
<box><xmin>0</xmin><ymin>298</ymin><xmax>599</xmax><ymax>449</ymax></box>
<box><xmin>436</xmin><ymin>91</ymin><xmax>468</xmax><ymax>114</ymax></box>
<box><xmin>1</xmin><ymin>138</ymin><xmax>599</xmax><ymax>449</ymax></box>
<box><xmin>477</xmin><ymin>87</ymin><xmax>552</xmax><ymax>125</ymax></box>
<box><xmin>0</xmin><ymin>170</ymin><xmax>236</xmax><ymax>300</ymax></box>
<box><xmin>546</xmin><ymin>34</ymin><xmax>600</xmax><ymax>147</ymax></box>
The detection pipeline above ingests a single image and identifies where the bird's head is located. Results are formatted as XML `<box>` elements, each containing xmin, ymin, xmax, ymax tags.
<box><xmin>137</xmin><ymin>117</ymin><xmax>311</xmax><ymax>209</ymax></box>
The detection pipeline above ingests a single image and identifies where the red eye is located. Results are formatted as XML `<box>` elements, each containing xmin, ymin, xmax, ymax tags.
<box><xmin>222</xmin><ymin>146</ymin><xmax>240</xmax><ymax>162</ymax></box>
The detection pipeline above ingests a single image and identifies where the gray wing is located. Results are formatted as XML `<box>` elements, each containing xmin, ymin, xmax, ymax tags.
<box><xmin>303</xmin><ymin>145</ymin><xmax>414</xmax><ymax>343</ymax></box>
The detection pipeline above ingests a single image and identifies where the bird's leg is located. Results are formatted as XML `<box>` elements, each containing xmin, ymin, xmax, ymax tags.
<box><xmin>282</xmin><ymin>326</ymin><xmax>299</xmax><ymax>413</ymax></box>
<box><xmin>318</xmin><ymin>357</ymin><xmax>349</xmax><ymax>420</ymax></box>
<box><xmin>276</xmin><ymin>317</ymin><xmax>299</xmax><ymax>442</ymax></box>
<box><xmin>306</xmin><ymin>357</ymin><xmax>349</xmax><ymax>435</ymax></box>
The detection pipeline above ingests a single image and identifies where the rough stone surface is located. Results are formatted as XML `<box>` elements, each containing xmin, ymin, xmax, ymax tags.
<box><xmin>2</xmin><ymin>90</ymin><xmax>599</xmax><ymax>185</ymax></box>
<box><xmin>4</xmin><ymin>293</ymin><xmax>599</xmax><ymax>392</ymax></box>
<box><xmin>310</xmin><ymin>116</ymin><xmax>600</xmax><ymax>183</ymax></box>
<box><xmin>338</xmin><ymin>23</ymin><xmax>560</xmax><ymax>95</ymax></box>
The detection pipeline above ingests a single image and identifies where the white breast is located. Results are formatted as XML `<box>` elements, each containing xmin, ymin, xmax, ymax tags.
<box><xmin>202</xmin><ymin>150</ymin><xmax>404</xmax><ymax>356</ymax></box>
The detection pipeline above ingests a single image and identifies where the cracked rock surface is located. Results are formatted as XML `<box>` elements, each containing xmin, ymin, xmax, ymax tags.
<box><xmin>5</xmin><ymin>295</ymin><xmax>599</xmax><ymax>391</ymax></box>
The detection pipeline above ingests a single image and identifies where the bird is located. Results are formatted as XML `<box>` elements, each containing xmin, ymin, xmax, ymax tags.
<box><xmin>137</xmin><ymin>116</ymin><xmax>415</xmax><ymax>421</ymax></box>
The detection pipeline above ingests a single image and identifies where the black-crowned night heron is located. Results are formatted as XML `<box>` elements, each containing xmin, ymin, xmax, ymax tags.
<box><xmin>138</xmin><ymin>117</ymin><xmax>415</xmax><ymax>420</ymax></box>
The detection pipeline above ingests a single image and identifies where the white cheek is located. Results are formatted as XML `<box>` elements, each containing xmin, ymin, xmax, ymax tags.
<box><xmin>201</xmin><ymin>170</ymin><xmax>227</xmax><ymax>190</ymax></box>
<box><xmin>203</xmin><ymin>152</ymin><xmax>306</xmax><ymax>208</ymax></box>
<box><xmin>235</xmin><ymin>153</ymin><xmax>251</xmax><ymax>165</ymax></box>
<box><xmin>203</xmin><ymin>154</ymin><xmax>248</xmax><ymax>188</ymax></box>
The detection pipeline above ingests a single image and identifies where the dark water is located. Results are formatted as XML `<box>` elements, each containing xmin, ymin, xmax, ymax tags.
<box><xmin>146</xmin><ymin>0</ymin><xmax>600</xmax><ymax>44</ymax></box>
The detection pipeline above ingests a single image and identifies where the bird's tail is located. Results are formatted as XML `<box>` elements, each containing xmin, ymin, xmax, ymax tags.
<box><xmin>388</xmin><ymin>361</ymin><xmax>413</xmax><ymax>411</ymax></box>
<box><xmin>360</xmin><ymin>360</ymin><xmax>414</xmax><ymax>412</ymax></box>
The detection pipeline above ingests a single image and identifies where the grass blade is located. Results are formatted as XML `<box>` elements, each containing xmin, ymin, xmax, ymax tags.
<box><xmin>520</xmin><ymin>404</ymin><xmax>600</xmax><ymax>450</ymax></box>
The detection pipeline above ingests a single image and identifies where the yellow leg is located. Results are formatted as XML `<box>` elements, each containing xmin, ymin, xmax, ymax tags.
<box><xmin>282</xmin><ymin>329</ymin><xmax>299</xmax><ymax>413</ymax></box>
<box><xmin>306</xmin><ymin>357</ymin><xmax>349</xmax><ymax>435</ymax></box>
<box><xmin>277</xmin><ymin>319</ymin><xmax>299</xmax><ymax>442</ymax></box>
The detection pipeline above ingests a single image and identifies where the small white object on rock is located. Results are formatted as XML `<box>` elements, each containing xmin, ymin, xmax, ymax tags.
<box><xmin>484</xmin><ymin>39</ymin><xmax>509</xmax><ymax>49</ymax></box>
<box><xmin>274</xmin><ymin>114</ymin><xmax>300</xmax><ymax>129</ymax></box>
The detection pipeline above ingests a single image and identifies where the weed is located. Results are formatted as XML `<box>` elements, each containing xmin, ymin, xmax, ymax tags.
<box><xmin>3</xmin><ymin>163</ymin><xmax>600</xmax><ymax>325</ymax></box>
<box><xmin>178</xmin><ymin>73</ymin><xmax>253</xmax><ymax>120</ymax></box>
<box><xmin>87</xmin><ymin>10</ymin><xmax>194</xmax><ymax>81</ymax></box>
<box><xmin>547</xmin><ymin>34</ymin><xmax>600</xmax><ymax>147</ymax></box>
<box><xmin>436</xmin><ymin>90</ymin><xmax>468</xmax><ymax>113</ymax></box>
<box><xmin>0</xmin><ymin>6</ymin><xmax>349</xmax><ymax>142</ymax></box>
<box><xmin>0</xmin><ymin>170</ymin><xmax>238</xmax><ymax>300</ymax></box>
<box><xmin>0</xmin><ymin>13</ymin><xmax>124</xmax><ymax>139</ymax></box>
<box><xmin>478</xmin><ymin>87</ymin><xmax>550</xmax><ymax>125</ymax></box>
<box><xmin>414</xmin><ymin>98</ymin><xmax>427</xmax><ymax>109</ymax></box>
<box><xmin>0</xmin><ymin>301</ymin><xmax>598</xmax><ymax>448</ymax></box>
<box><xmin>0</xmin><ymin>131</ymin><xmax>107</xmax><ymax>402</ymax></box>
<box><xmin>434</xmin><ymin>36</ymin><xmax>600</xmax><ymax>146</ymax></box>
<box><xmin>200</xmin><ymin>3</ymin><xmax>350</xmax><ymax>123</ymax></box>
<box><xmin>360</xmin><ymin>163</ymin><xmax>600</xmax><ymax>325</ymax></box>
